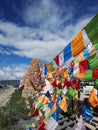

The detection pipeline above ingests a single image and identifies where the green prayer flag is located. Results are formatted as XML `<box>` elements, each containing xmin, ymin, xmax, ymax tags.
<box><xmin>44</xmin><ymin>114</ymin><xmax>50</xmax><ymax>124</ymax></box>
<box><xmin>94</xmin><ymin>79</ymin><xmax>98</xmax><ymax>90</ymax></box>
<box><xmin>66</xmin><ymin>87</ymin><xmax>77</xmax><ymax>100</ymax></box>
<box><xmin>88</xmin><ymin>54</ymin><xmax>98</xmax><ymax>70</ymax></box>
<box><xmin>88</xmin><ymin>54</ymin><xmax>97</xmax><ymax>63</ymax></box>
<box><xmin>84</xmin><ymin>70</ymin><xmax>92</xmax><ymax>81</ymax></box>
<box><xmin>50</xmin><ymin>61</ymin><xmax>55</xmax><ymax>72</ymax></box>
<box><xmin>84</xmin><ymin>14</ymin><xmax>98</xmax><ymax>49</ymax></box>
<box><xmin>55</xmin><ymin>88</ymin><xmax>60</xmax><ymax>96</ymax></box>
<box><xmin>93</xmin><ymin>43</ymin><xmax>98</xmax><ymax>50</ymax></box>
<box><xmin>74</xmin><ymin>56</ymin><xmax>79</xmax><ymax>65</ymax></box>
<box><xmin>37</xmin><ymin>102</ymin><xmax>43</xmax><ymax>110</ymax></box>
<box><xmin>61</xmin><ymin>72</ymin><xmax>64</xmax><ymax>83</ymax></box>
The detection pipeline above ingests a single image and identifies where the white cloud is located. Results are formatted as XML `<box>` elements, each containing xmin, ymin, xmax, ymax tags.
<box><xmin>0</xmin><ymin>0</ymin><xmax>93</xmax><ymax>62</ymax></box>
<box><xmin>0</xmin><ymin>15</ymin><xmax>92</xmax><ymax>61</ymax></box>
<box><xmin>0</xmin><ymin>65</ymin><xmax>28</xmax><ymax>80</ymax></box>
<box><xmin>21</xmin><ymin>0</ymin><xmax>72</xmax><ymax>29</ymax></box>
<box><xmin>0</xmin><ymin>70</ymin><xmax>4</xmax><ymax>76</ymax></box>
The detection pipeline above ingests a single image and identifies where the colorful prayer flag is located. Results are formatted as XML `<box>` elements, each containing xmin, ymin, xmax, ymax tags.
<box><xmin>84</xmin><ymin>14</ymin><xmax>98</xmax><ymax>50</ymax></box>
<box><xmin>71</xmin><ymin>31</ymin><xmax>85</xmax><ymax>56</ymax></box>
<box><xmin>58</xmin><ymin>97</ymin><xmax>68</xmax><ymax>112</ymax></box>
<box><xmin>75</xmin><ymin>115</ymin><xmax>86</xmax><ymax>130</ymax></box>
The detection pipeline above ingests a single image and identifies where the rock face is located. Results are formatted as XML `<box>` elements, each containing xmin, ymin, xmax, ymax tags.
<box><xmin>22</xmin><ymin>59</ymin><xmax>43</xmax><ymax>98</ymax></box>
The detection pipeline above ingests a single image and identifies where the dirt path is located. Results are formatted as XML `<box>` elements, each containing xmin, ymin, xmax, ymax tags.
<box><xmin>0</xmin><ymin>85</ymin><xmax>15</xmax><ymax>107</ymax></box>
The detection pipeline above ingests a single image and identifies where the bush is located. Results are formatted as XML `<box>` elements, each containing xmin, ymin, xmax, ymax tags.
<box><xmin>0</xmin><ymin>91</ymin><xmax>30</xmax><ymax>129</ymax></box>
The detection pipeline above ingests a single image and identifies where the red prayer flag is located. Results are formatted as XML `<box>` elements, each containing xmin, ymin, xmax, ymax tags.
<box><xmin>93</xmin><ymin>68</ymin><xmax>98</xmax><ymax>79</ymax></box>
<box><xmin>79</xmin><ymin>59</ymin><xmax>88</xmax><ymax>73</ymax></box>
<box><xmin>54</xmin><ymin>55</ymin><xmax>59</xmax><ymax>67</ymax></box>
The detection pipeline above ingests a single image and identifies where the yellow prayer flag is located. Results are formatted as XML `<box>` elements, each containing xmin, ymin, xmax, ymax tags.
<box><xmin>47</xmin><ymin>64</ymin><xmax>51</xmax><ymax>73</ymax></box>
<box><xmin>58</xmin><ymin>97</ymin><xmax>68</xmax><ymax>112</ymax></box>
<box><xmin>42</xmin><ymin>96</ymin><xmax>49</xmax><ymax>105</ymax></box>
<box><xmin>64</xmin><ymin>70</ymin><xmax>68</xmax><ymax>79</ymax></box>
<box><xmin>50</xmin><ymin>103</ymin><xmax>57</xmax><ymax>114</ymax></box>
<box><xmin>88</xmin><ymin>88</ymin><xmax>98</xmax><ymax>108</ymax></box>
<box><xmin>90</xmin><ymin>48</ymin><xmax>95</xmax><ymax>56</ymax></box>
<box><xmin>71</xmin><ymin>31</ymin><xmax>85</xmax><ymax>57</ymax></box>
<box><xmin>78</xmin><ymin>52</ymin><xmax>84</xmax><ymax>62</ymax></box>
<box><xmin>75</xmin><ymin>73</ymin><xmax>84</xmax><ymax>80</ymax></box>
<box><xmin>51</xmin><ymin>94</ymin><xmax>57</xmax><ymax>102</ymax></box>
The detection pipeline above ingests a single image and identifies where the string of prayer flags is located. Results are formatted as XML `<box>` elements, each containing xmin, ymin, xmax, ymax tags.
<box><xmin>71</xmin><ymin>31</ymin><xmax>85</xmax><ymax>57</ymax></box>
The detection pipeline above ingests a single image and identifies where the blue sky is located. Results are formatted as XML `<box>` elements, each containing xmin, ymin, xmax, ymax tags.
<box><xmin>0</xmin><ymin>0</ymin><xmax>98</xmax><ymax>80</ymax></box>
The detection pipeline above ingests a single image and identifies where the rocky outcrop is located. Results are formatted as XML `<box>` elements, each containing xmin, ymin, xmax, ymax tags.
<box><xmin>22</xmin><ymin>59</ymin><xmax>43</xmax><ymax>98</ymax></box>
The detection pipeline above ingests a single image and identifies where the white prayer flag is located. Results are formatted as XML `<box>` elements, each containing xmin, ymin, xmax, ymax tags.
<box><xmin>45</xmin><ymin>117</ymin><xmax>58</xmax><ymax>130</ymax></box>
<box><xmin>59</xmin><ymin>51</ymin><xmax>64</xmax><ymax>67</ymax></box>
<box><xmin>75</xmin><ymin>115</ymin><xmax>86</xmax><ymax>130</ymax></box>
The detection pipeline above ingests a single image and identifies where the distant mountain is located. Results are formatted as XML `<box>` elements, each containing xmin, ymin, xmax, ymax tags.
<box><xmin>0</xmin><ymin>80</ymin><xmax>20</xmax><ymax>87</ymax></box>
